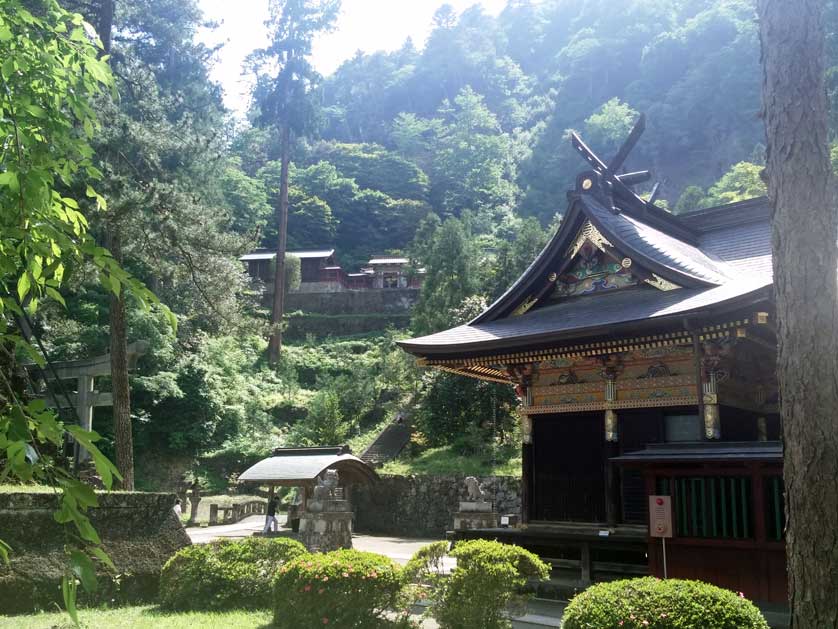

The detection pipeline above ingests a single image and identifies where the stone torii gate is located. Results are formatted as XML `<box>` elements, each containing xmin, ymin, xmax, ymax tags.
<box><xmin>39</xmin><ymin>340</ymin><xmax>148</xmax><ymax>462</ymax></box>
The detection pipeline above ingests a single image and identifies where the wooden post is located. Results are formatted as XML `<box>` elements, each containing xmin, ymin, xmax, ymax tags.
<box><xmin>75</xmin><ymin>375</ymin><xmax>94</xmax><ymax>462</ymax></box>
<box><xmin>692</xmin><ymin>332</ymin><xmax>706</xmax><ymax>439</ymax></box>
<box><xmin>605</xmin><ymin>441</ymin><xmax>621</xmax><ymax>527</ymax></box>
<box><xmin>521</xmin><ymin>442</ymin><xmax>532</xmax><ymax>525</ymax></box>
<box><xmin>580</xmin><ymin>542</ymin><xmax>592</xmax><ymax>585</ymax></box>
<box><xmin>209</xmin><ymin>504</ymin><xmax>218</xmax><ymax>525</ymax></box>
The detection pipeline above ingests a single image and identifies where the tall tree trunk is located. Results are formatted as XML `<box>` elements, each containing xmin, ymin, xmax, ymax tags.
<box><xmin>93</xmin><ymin>0</ymin><xmax>134</xmax><ymax>489</ymax></box>
<box><xmin>268</xmin><ymin>124</ymin><xmax>291</xmax><ymax>365</ymax></box>
<box><xmin>108</xmin><ymin>230</ymin><xmax>134</xmax><ymax>490</ymax></box>
<box><xmin>756</xmin><ymin>2</ymin><xmax>838</xmax><ymax>627</ymax></box>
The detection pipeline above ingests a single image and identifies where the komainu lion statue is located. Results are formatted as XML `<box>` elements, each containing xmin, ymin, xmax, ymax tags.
<box><xmin>313</xmin><ymin>469</ymin><xmax>340</xmax><ymax>502</ymax></box>
<box><xmin>464</xmin><ymin>476</ymin><xmax>487</xmax><ymax>501</ymax></box>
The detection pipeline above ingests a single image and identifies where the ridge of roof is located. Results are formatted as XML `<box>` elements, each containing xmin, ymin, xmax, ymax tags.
<box><xmin>583</xmin><ymin>195</ymin><xmax>733</xmax><ymax>286</ymax></box>
<box><xmin>678</xmin><ymin>196</ymin><xmax>770</xmax><ymax>231</ymax></box>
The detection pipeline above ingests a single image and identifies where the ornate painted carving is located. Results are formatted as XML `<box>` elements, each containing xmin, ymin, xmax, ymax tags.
<box><xmin>598</xmin><ymin>353</ymin><xmax>625</xmax><ymax>381</ymax></box>
<box><xmin>565</xmin><ymin>221</ymin><xmax>612</xmax><ymax>259</ymax></box>
<box><xmin>554</xmin><ymin>241</ymin><xmax>637</xmax><ymax>297</ymax></box>
<box><xmin>638</xmin><ymin>362</ymin><xmax>671</xmax><ymax>378</ymax></box>
<box><xmin>645</xmin><ymin>273</ymin><xmax>680</xmax><ymax>291</ymax></box>
<box><xmin>512</xmin><ymin>294</ymin><xmax>537</xmax><ymax>316</ymax></box>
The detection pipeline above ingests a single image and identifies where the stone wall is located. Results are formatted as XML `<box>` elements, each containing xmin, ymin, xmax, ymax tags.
<box><xmin>0</xmin><ymin>490</ymin><xmax>190</xmax><ymax>612</ymax></box>
<box><xmin>285</xmin><ymin>287</ymin><xmax>419</xmax><ymax>316</ymax></box>
<box><xmin>352</xmin><ymin>475</ymin><xmax>522</xmax><ymax>538</ymax></box>
<box><xmin>285</xmin><ymin>312</ymin><xmax>411</xmax><ymax>339</ymax></box>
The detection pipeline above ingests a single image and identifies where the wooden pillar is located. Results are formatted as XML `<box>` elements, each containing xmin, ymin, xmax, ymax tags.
<box><xmin>521</xmin><ymin>442</ymin><xmax>533</xmax><ymax>525</ymax></box>
<box><xmin>751</xmin><ymin>463</ymin><xmax>767</xmax><ymax>543</ymax></box>
<box><xmin>580</xmin><ymin>542</ymin><xmax>592</xmax><ymax>584</ymax></box>
<box><xmin>75</xmin><ymin>375</ymin><xmax>94</xmax><ymax>462</ymax></box>
<box><xmin>605</xmin><ymin>441</ymin><xmax>620</xmax><ymax>527</ymax></box>
<box><xmin>691</xmin><ymin>332</ymin><xmax>706</xmax><ymax>439</ymax></box>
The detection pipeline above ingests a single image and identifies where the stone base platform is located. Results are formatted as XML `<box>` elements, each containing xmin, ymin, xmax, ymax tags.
<box><xmin>453</xmin><ymin>511</ymin><xmax>499</xmax><ymax>529</ymax></box>
<box><xmin>299</xmin><ymin>510</ymin><xmax>353</xmax><ymax>552</ymax></box>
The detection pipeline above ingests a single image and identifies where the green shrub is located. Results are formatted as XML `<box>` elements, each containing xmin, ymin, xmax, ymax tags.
<box><xmin>159</xmin><ymin>537</ymin><xmax>306</xmax><ymax>610</ymax></box>
<box><xmin>428</xmin><ymin>539</ymin><xmax>549</xmax><ymax>629</ymax></box>
<box><xmin>273</xmin><ymin>549</ymin><xmax>407</xmax><ymax>628</ymax></box>
<box><xmin>562</xmin><ymin>577</ymin><xmax>769</xmax><ymax>629</ymax></box>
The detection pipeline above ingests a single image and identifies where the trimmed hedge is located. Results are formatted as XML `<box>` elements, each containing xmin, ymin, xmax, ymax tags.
<box><xmin>562</xmin><ymin>577</ymin><xmax>770</xmax><ymax>629</ymax></box>
<box><xmin>159</xmin><ymin>537</ymin><xmax>306</xmax><ymax>610</ymax></box>
<box><xmin>432</xmin><ymin>539</ymin><xmax>550</xmax><ymax>629</ymax></box>
<box><xmin>273</xmin><ymin>549</ymin><xmax>408</xmax><ymax>628</ymax></box>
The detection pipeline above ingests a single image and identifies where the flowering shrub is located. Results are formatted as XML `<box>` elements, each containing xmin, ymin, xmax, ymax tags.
<box><xmin>273</xmin><ymin>549</ymin><xmax>408</xmax><ymax>628</ymax></box>
<box><xmin>429</xmin><ymin>539</ymin><xmax>549</xmax><ymax>629</ymax></box>
<box><xmin>159</xmin><ymin>537</ymin><xmax>306</xmax><ymax>610</ymax></box>
<box><xmin>562</xmin><ymin>577</ymin><xmax>770</xmax><ymax>629</ymax></box>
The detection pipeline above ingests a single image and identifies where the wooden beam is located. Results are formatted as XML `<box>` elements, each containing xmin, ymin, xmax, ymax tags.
<box><xmin>615</xmin><ymin>170</ymin><xmax>652</xmax><ymax>186</ymax></box>
<box><xmin>609</xmin><ymin>114</ymin><xmax>646</xmax><ymax>172</ymax></box>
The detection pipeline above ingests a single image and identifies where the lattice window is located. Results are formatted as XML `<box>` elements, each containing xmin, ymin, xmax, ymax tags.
<box><xmin>656</xmin><ymin>476</ymin><xmax>754</xmax><ymax>539</ymax></box>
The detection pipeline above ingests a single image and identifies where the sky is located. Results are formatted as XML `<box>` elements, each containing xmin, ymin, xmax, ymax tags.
<box><xmin>197</xmin><ymin>0</ymin><xmax>508</xmax><ymax>115</ymax></box>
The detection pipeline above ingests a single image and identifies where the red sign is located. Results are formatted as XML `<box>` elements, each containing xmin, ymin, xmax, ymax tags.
<box><xmin>649</xmin><ymin>495</ymin><xmax>673</xmax><ymax>538</ymax></box>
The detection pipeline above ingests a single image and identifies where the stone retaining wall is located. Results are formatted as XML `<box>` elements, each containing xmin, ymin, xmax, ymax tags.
<box><xmin>0</xmin><ymin>490</ymin><xmax>190</xmax><ymax>613</ymax></box>
<box><xmin>352</xmin><ymin>474</ymin><xmax>522</xmax><ymax>538</ymax></box>
<box><xmin>285</xmin><ymin>287</ymin><xmax>419</xmax><ymax>315</ymax></box>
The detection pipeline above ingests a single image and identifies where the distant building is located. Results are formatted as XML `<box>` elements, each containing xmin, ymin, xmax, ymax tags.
<box><xmin>239</xmin><ymin>249</ymin><xmax>424</xmax><ymax>293</ymax></box>
<box><xmin>240</xmin><ymin>249</ymin><xmax>337</xmax><ymax>285</ymax></box>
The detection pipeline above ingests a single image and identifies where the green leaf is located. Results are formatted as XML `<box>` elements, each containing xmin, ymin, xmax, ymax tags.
<box><xmin>16</xmin><ymin>272</ymin><xmax>31</xmax><ymax>302</ymax></box>
<box><xmin>46</xmin><ymin>286</ymin><xmax>67</xmax><ymax>306</ymax></box>
<box><xmin>69</xmin><ymin>549</ymin><xmax>97</xmax><ymax>592</ymax></box>
<box><xmin>0</xmin><ymin>539</ymin><xmax>11</xmax><ymax>566</ymax></box>
<box><xmin>61</xmin><ymin>575</ymin><xmax>80</xmax><ymax>627</ymax></box>
<box><xmin>90</xmin><ymin>546</ymin><xmax>116</xmax><ymax>572</ymax></box>
<box><xmin>66</xmin><ymin>481</ymin><xmax>98</xmax><ymax>509</ymax></box>
<box><xmin>0</xmin><ymin>171</ymin><xmax>19</xmax><ymax>192</ymax></box>
<box><xmin>83</xmin><ymin>117</ymin><xmax>93</xmax><ymax>139</ymax></box>
<box><xmin>25</xmin><ymin>104</ymin><xmax>45</xmax><ymax>118</ymax></box>
<box><xmin>0</xmin><ymin>26</ymin><xmax>11</xmax><ymax>42</ymax></box>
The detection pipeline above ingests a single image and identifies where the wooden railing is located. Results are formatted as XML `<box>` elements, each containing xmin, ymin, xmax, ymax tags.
<box><xmin>208</xmin><ymin>500</ymin><xmax>266</xmax><ymax>525</ymax></box>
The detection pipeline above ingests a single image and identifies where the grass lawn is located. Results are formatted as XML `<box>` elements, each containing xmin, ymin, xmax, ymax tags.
<box><xmin>379</xmin><ymin>445</ymin><xmax>522</xmax><ymax>477</ymax></box>
<box><xmin>0</xmin><ymin>606</ymin><xmax>272</xmax><ymax>629</ymax></box>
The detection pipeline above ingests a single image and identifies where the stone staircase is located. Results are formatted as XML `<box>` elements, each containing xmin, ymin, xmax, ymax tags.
<box><xmin>361</xmin><ymin>419</ymin><xmax>412</xmax><ymax>465</ymax></box>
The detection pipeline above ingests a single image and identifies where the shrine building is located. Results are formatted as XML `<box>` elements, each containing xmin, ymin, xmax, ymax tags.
<box><xmin>399</xmin><ymin>117</ymin><xmax>785</xmax><ymax>604</ymax></box>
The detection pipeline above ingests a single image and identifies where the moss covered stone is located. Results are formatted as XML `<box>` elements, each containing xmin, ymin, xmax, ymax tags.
<box><xmin>0</xmin><ymin>490</ymin><xmax>189</xmax><ymax>613</ymax></box>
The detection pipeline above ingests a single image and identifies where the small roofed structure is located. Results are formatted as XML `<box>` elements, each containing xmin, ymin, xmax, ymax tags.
<box><xmin>238</xmin><ymin>445</ymin><xmax>378</xmax><ymax>487</ymax></box>
<box><xmin>240</xmin><ymin>446</ymin><xmax>376</xmax><ymax>550</ymax></box>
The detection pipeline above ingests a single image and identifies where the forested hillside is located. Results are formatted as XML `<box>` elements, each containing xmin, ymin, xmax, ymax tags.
<box><xmin>18</xmin><ymin>0</ymin><xmax>838</xmax><ymax>488</ymax></box>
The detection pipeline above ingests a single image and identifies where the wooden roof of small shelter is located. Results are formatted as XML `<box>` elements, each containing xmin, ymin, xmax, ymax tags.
<box><xmin>399</xmin><ymin>116</ymin><xmax>774</xmax><ymax>377</ymax></box>
<box><xmin>238</xmin><ymin>446</ymin><xmax>378</xmax><ymax>486</ymax></box>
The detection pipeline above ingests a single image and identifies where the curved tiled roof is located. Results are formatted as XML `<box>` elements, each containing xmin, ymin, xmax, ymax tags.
<box><xmin>401</xmin><ymin>194</ymin><xmax>774</xmax><ymax>358</ymax></box>
<box><xmin>239</xmin><ymin>451</ymin><xmax>378</xmax><ymax>486</ymax></box>
<box><xmin>584</xmin><ymin>196</ymin><xmax>733</xmax><ymax>286</ymax></box>
<box><xmin>400</xmin><ymin>279</ymin><xmax>771</xmax><ymax>356</ymax></box>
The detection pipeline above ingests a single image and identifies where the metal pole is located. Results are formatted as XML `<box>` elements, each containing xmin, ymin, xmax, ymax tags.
<box><xmin>662</xmin><ymin>537</ymin><xmax>668</xmax><ymax>579</ymax></box>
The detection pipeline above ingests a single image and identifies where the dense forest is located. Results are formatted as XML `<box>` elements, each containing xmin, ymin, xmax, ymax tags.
<box><xmin>17</xmin><ymin>0</ymin><xmax>838</xmax><ymax>488</ymax></box>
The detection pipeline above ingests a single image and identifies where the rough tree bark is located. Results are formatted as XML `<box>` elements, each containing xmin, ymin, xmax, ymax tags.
<box><xmin>267</xmin><ymin>123</ymin><xmax>291</xmax><ymax>365</ymax></box>
<box><xmin>108</xmin><ymin>229</ymin><xmax>134</xmax><ymax>490</ymax></box>
<box><xmin>94</xmin><ymin>0</ymin><xmax>134</xmax><ymax>490</ymax></box>
<box><xmin>756</xmin><ymin>2</ymin><xmax>838</xmax><ymax>627</ymax></box>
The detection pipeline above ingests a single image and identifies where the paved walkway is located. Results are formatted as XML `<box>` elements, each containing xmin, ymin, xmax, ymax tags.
<box><xmin>186</xmin><ymin>516</ymin><xmax>454</xmax><ymax>568</ymax></box>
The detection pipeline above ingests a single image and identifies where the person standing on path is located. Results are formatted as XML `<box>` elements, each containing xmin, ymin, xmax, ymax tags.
<box><xmin>263</xmin><ymin>495</ymin><xmax>279</xmax><ymax>533</ymax></box>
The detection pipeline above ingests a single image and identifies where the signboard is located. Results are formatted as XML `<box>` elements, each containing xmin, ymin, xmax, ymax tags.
<box><xmin>649</xmin><ymin>495</ymin><xmax>673</xmax><ymax>538</ymax></box>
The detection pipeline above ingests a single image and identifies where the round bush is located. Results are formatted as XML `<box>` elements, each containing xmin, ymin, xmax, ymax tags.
<box><xmin>433</xmin><ymin>539</ymin><xmax>550</xmax><ymax>629</ymax></box>
<box><xmin>562</xmin><ymin>577</ymin><xmax>770</xmax><ymax>629</ymax></box>
<box><xmin>159</xmin><ymin>536</ymin><xmax>306</xmax><ymax>610</ymax></box>
<box><xmin>273</xmin><ymin>549</ymin><xmax>406</xmax><ymax>628</ymax></box>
